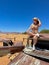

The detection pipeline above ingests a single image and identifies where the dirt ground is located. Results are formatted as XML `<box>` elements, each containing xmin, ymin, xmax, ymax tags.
<box><xmin>0</xmin><ymin>55</ymin><xmax>10</xmax><ymax>65</ymax></box>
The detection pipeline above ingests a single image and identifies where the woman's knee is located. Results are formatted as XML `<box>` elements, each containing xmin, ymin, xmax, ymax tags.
<box><xmin>33</xmin><ymin>35</ymin><xmax>38</xmax><ymax>40</ymax></box>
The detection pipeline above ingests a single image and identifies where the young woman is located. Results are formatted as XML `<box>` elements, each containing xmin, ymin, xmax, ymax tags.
<box><xmin>27</xmin><ymin>17</ymin><xmax>41</xmax><ymax>50</ymax></box>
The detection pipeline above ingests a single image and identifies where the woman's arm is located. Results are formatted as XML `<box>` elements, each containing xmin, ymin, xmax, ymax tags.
<box><xmin>38</xmin><ymin>19</ymin><xmax>41</xmax><ymax>26</ymax></box>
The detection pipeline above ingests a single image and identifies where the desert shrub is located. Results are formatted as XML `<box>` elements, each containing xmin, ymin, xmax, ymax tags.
<box><xmin>40</xmin><ymin>29</ymin><xmax>49</xmax><ymax>33</ymax></box>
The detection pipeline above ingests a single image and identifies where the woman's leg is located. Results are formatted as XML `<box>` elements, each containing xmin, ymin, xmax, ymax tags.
<box><xmin>33</xmin><ymin>35</ymin><xmax>38</xmax><ymax>46</ymax></box>
<box><xmin>27</xmin><ymin>36</ymin><xmax>33</xmax><ymax>47</ymax></box>
<box><xmin>27</xmin><ymin>32</ymin><xmax>35</xmax><ymax>36</ymax></box>
<box><xmin>32</xmin><ymin>35</ymin><xmax>38</xmax><ymax>50</ymax></box>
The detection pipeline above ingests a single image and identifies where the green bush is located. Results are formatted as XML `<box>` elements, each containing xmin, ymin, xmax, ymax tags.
<box><xmin>40</xmin><ymin>29</ymin><xmax>49</xmax><ymax>33</ymax></box>
<box><xmin>22</xmin><ymin>32</ymin><xmax>27</xmax><ymax>34</ymax></box>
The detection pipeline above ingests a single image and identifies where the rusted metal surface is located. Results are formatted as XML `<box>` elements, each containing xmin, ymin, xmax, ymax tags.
<box><xmin>40</xmin><ymin>34</ymin><xmax>49</xmax><ymax>38</ymax></box>
<box><xmin>0</xmin><ymin>38</ymin><xmax>10</xmax><ymax>42</ymax></box>
<box><xmin>0</xmin><ymin>43</ymin><xmax>25</xmax><ymax>57</ymax></box>
<box><xmin>23</xmin><ymin>34</ymin><xmax>49</xmax><ymax>50</ymax></box>
<box><xmin>40</xmin><ymin>60</ymin><xmax>49</xmax><ymax>65</ymax></box>
<box><xmin>23</xmin><ymin>50</ymin><xmax>49</xmax><ymax>60</ymax></box>
<box><xmin>8</xmin><ymin>52</ymin><xmax>49</xmax><ymax>65</ymax></box>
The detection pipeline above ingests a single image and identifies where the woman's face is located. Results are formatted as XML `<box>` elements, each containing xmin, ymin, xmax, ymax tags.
<box><xmin>33</xmin><ymin>20</ymin><xmax>37</xmax><ymax>25</ymax></box>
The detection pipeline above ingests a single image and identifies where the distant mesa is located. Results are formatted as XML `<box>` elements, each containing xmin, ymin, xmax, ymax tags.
<box><xmin>0</xmin><ymin>31</ymin><xmax>20</xmax><ymax>34</ymax></box>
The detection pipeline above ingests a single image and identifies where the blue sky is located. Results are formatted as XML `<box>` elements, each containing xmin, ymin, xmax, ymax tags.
<box><xmin>0</xmin><ymin>0</ymin><xmax>49</xmax><ymax>32</ymax></box>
